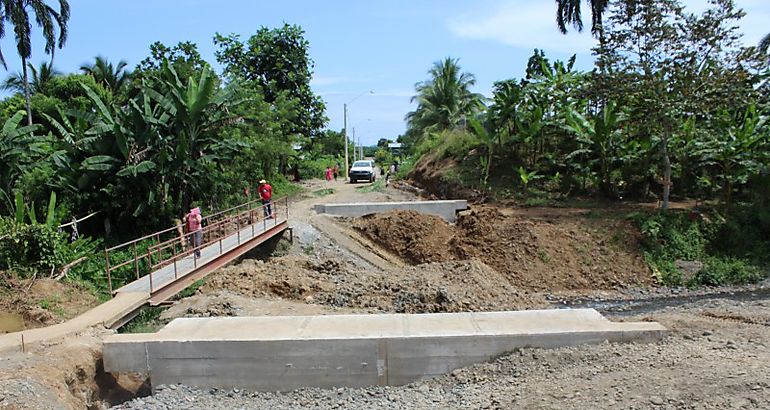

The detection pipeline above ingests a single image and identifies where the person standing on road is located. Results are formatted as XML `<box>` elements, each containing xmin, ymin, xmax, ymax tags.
<box><xmin>325</xmin><ymin>166</ymin><xmax>333</xmax><ymax>182</ymax></box>
<box><xmin>258</xmin><ymin>179</ymin><xmax>273</xmax><ymax>219</ymax></box>
<box><xmin>333</xmin><ymin>163</ymin><xmax>340</xmax><ymax>181</ymax></box>
<box><xmin>185</xmin><ymin>207</ymin><xmax>203</xmax><ymax>258</ymax></box>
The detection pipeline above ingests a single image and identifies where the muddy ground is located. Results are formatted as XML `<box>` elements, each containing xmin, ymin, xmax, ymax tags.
<box><xmin>1</xmin><ymin>177</ymin><xmax>769</xmax><ymax>409</ymax></box>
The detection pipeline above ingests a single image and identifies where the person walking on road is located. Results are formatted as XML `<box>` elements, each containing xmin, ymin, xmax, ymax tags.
<box><xmin>325</xmin><ymin>166</ymin><xmax>333</xmax><ymax>182</ymax></box>
<box><xmin>185</xmin><ymin>207</ymin><xmax>203</xmax><ymax>258</ymax></box>
<box><xmin>333</xmin><ymin>163</ymin><xmax>340</xmax><ymax>181</ymax></box>
<box><xmin>258</xmin><ymin>179</ymin><xmax>273</xmax><ymax>219</ymax></box>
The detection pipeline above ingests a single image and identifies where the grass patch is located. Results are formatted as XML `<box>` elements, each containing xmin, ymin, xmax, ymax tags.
<box><xmin>312</xmin><ymin>188</ymin><xmax>335</xmax><ymax>197</ymax></box>
<box><xmin>355</xmin><ymin>178</ymin><xmax>385</xmax><ymax>193</ymax></box>
<box><xmin>177</xmin><ymin>279</ymin><xmax>206</xmax><ymax>299</ymax></box>
<box><xmin>120</xmin><ymin>306</ymin><xmax>166</xmax><ymax>334</ymax></box>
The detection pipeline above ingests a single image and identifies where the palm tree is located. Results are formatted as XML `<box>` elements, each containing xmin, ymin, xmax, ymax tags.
<box><xmin>2</xmin><ymin>60</ymin><xmax>60</xmax><ymax>94</ymax></box>
<box><xmin>759</xmin><ymin>32</ymin><xmax>770</xmax><ymax>55</ymax></box>
<box><xmin>0</xmin><ymin>0</ymin><xmax>71</xmax><ymax>125</ymax></box>
<box><xmin>555</xmin><ymin>0</ymin><xmax>609</xmax><ymax>35</ymax></box>
<box><xmin>80</xmin><ymin>56</ymin><xmax>130</xmax><ymax>94</ymax></box>
<box><xmin>405</xmin><ymin>57</ymin><xmax>484</xmax><ymax>138</ymax></box>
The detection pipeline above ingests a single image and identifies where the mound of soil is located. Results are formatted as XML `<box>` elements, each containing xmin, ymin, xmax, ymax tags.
<box><xmin>353</xmin><ymin>207</ymin><xmax>652</xmax><ymax>292</ymax></box>
<box><xmin>353</xmin><ymin>210</ymin><xmax>455</xmax><ymax>264</ymax></box>
<box><xmin>202</xmin><ymin>256</ymin><xmax>546</xmax><ymax>314</ymax></box>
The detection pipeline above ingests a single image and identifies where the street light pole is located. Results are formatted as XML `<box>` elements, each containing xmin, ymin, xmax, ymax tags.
<box><xmin>343</xmin><ymin>103</ymin><xmax>348</xmax><ymax>179</ymax></box>
<box><xmin>343</xmin><ymin>90</ymin><xmax>373</xmax><ymax>180</ymax></box>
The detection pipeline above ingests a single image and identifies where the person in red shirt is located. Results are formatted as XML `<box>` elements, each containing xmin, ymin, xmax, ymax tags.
<box><xmin>184</xmin><ymin>207</ymin><xmax>203</xmax><ymax>258</ymax></box>
<box><xmin>258</xmin><ymin>179</ymin><xmax>273</xmax><ymax>219</ymax></box>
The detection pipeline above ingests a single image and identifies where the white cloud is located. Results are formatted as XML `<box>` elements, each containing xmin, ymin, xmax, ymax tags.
<box><xmin>447</xmin><ymin>0</ymin><xmax>769</xmax><ymax>52</ymax></box>
<box><xmin>446</xmin><ymin>2</ymin><xmax>597</xmax><ymax>54</ymax></box>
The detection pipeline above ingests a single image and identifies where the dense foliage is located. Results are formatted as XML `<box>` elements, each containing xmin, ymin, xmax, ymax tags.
<box><xmin>403</xmin><ymin>0</ymin><xmax>768</xmax><ymax>284</ymax></box>
<box><xmin>0</xmin><ymin>24</ymin><xmax>339</xmax><ymax>294</ymax></box>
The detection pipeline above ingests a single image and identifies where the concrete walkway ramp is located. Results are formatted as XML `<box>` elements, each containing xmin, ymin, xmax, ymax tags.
<box><xmin>104</xmin><ymin>309</ymin><xmax>666</xmax><ymax>392</ymax></box>
<box><xmin>314</xmin><ymin>200</ymin><xmax>467</xmax><ymax>222</ymax></box>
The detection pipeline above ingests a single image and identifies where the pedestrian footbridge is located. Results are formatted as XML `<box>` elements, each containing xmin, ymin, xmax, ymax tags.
<box><xmin>0</xmin><ymin>198</ymin><xmax>290</xmax><ymax>352</ymax></box>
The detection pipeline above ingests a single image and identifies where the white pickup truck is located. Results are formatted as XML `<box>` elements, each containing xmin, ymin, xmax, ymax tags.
<box><xmin>349</xmin><ymin>160</ymin><xmax>376</xmax><ymax>183</ymax></box>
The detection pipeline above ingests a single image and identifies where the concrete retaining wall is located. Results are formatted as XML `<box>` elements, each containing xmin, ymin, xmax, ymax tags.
<box><xmin>313</xmin><ymin>200</ymin><xmax>468</xmax><ymax>222</ymax></box>
<box><xmin>103</xmin><ymin>309</ymin><xmax>667</xmax><ymax>391</ymax></box>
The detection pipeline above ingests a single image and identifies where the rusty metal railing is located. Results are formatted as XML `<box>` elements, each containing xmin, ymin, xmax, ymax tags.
<box><xmin>104</xmin><ymin>197</ymin><xmax>289</xmax><ymax>294</ymax></box>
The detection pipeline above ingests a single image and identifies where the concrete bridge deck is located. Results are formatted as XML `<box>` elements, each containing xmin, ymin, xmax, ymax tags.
<box><xmin>103</xmin><ymin>309</ymin><xmax>667</xmax><ymax>391</ymax></box>
<box><xmin>314</xmin><ymin>200</ymin><xmax>468</xmax><ymax>222</ymax></box>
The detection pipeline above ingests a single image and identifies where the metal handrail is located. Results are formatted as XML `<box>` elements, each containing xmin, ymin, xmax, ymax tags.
<box><xmin>104</xmin><ymin>197</ymin><xmax>288</xmax><ymax>294</ymax></box>
<box><xmin>104</xmin><ymin>198</ymin><xmax>267</xmax><ymax>253</ymax></box>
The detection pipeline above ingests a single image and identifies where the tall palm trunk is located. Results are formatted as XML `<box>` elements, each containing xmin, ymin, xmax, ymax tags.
<box><xmin>22</xmin><ymin>59</ymin><xmax>33</xmax><ymax>126</ymax></box>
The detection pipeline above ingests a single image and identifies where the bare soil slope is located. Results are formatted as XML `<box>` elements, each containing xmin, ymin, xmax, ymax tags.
<box><xmin>0</xmin><ymin>277</ymin><xmax>99</xmax><ymax>332</ymax></box>
<box><xmin>353</xmin><ymin>207</ymin><xmax>652</xmax><ymax>292</ymax></box>
<box><xmin>201</xmin><ymin>256</ymin><xmax>547</xmax><ymax>313</ymax></box>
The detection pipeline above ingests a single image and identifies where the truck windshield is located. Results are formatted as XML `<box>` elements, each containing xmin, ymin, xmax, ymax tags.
<box><xmin>352</xmin><ymin>161</ymin><xmax>371</xmax><ymax>167</ymax></box>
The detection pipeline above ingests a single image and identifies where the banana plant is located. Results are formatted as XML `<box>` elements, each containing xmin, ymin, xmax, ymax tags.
<box><xmin>468</xmin><ymin>117</ymin><xmax>494</xmax><ymax>187</ymax></box>
<box><xmin>0</xmin><ymin>111</ymin><xmax>43</xmax><ymax>212</ymax></box>
<box><xmin>564</xmin><ymin>100</ymin><xmax>626</xmax><ymax>196</ymax></box>
<box><xmin>518</xmin><ymin>166</ymin><xmax>541</xmax><ymax>196</ymax></box>
<box><xmin>695</xmin><ymin>104</ymin><xmax>767</xmax><ymax>208</ymax></box>
<box><xmin>13</xmin><ymin>191</ymin><xmax>58</xmax><ymax>227</ymax></box>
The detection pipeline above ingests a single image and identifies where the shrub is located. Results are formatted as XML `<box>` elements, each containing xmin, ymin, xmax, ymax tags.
<box><xmin>696</xmin><ymin>257</ymin><xmax>763</xmax><ymax>286</ymax></box>
<box><xmin>631</xmin><ymin>209</ymin><xmax>767</xmax><ymax>287</ymax></box>
<box><xmin>0</xmin><ymin>216</ymin><xmax>103</xmax><ymax>289</ymax></box>
<box><xmin>0</xmin><ymin>217</ymin><xmax>66</xmax><ymax>274</ymax></box>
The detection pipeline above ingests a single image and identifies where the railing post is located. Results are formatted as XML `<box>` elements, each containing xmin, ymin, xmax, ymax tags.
<box><xmin>155</xmin><ymin>234</ymin><xmax>160</xmax><ymax>265</ymax></box>
<box><xmin>105</xmin><ymin>249</ymin><xmax>112</xmax><ymax>295</ymax></box>
<box><xmin>133</xmin><ymin>242</ymin><xmax>139</xmax><ymax>280</ymax></box>
<box><xmin>237</xmin><ymin>214</ymin><xmax>241</xmax><ymax>244</ymax></box>
<box><xmin>146</xmin><ymin>246</ymin><xmax>153</xmax><ymax>291</ymax></box>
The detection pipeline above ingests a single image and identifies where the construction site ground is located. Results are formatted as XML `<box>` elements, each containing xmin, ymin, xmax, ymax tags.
<box><xmin>0</xmin><ymin>177</ymin><xmax>768</xmax><ymax>409</ymax></box>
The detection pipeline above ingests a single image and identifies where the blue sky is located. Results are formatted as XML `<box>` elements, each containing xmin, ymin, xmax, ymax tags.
<box><xmin>1</xmin><ymin>0</ymin><xmax>768</xmax><ymax>145</ymax></box>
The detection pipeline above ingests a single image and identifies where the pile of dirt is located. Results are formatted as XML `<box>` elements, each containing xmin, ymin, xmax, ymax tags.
<box><xmin>353</xmin><ymin>207</ymin><xmax>653</xmax><ymax>292</ymax></box>
<box><xmin>352</xmin><ymin>210</ymin><xmax>455</xmax><ymax>264</ymax></box>
<box><xmin>202</xmin><ymin>256</ymin><xmax>546</xmax><ymax>314</ymax></box>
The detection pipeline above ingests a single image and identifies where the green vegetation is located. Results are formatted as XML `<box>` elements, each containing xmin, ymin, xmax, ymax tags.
<box><xmin>355</xmin><ymin>178</ymin><xmax>385</xmax><ymax>193</ymax></box>
<box><xmin>120</xmin><ymin>306</ymin><xmax>166</xmax><ymax>334</ymax></box>
<box><xmin>1</xmin><ymin>0</ymin><xmax>767</xmax><ymax>295</ymax></box>
<box><xmin>399</xmin><ymin>0</ymin><xmax>768</xmax><ymax>286</ymax></box>
<box><xmin>631</xmin><ymin>207</ymin><xmax>769</xmax><ymax>286</ymax></box>
<box><xmin>403</xmin><ymin>1</ymin><xmax>767</xmax><ymax>205</ymax></box>
<box><xmin>177</xmin><ymin>279</ymin><xmax>206</xmax><ymax>299</ymax></box>
<box><xmin>0</xmin><ymin>19</ymin><xmax>343</xmax><ymax>295</ymax></box>
<box><xmin>312</xmin><ymin>188</ymin><xmax>335</xmax><ymax>197</ymax></box>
